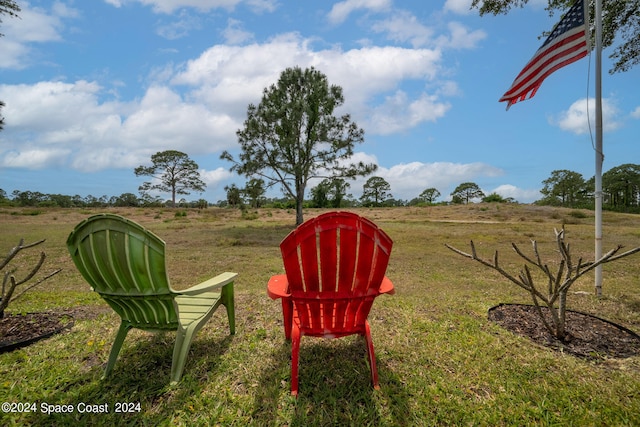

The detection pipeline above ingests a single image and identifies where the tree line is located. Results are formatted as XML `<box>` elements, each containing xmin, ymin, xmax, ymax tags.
<box><xmin>4</xmin><ymin>162</ymin><xmax>639</xmax><ymax>212</ymax></box>
<box><xmin>537</xmin><ymin>165</ymin><xmax>640</xmax><ymax>212</ymax></box>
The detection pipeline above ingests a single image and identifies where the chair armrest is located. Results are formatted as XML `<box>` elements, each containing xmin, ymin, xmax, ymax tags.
<box><xmin>179</xmin><ymin>272</ymin><xmax>238</xmax><ymax>295</ymax></box>
<box><xmin>267</xmin><ymin>274</ymin><xmax>290</xmax><ymax>300</ymax></box>
<box><xmin>379</xmin><ymin>276</ymin><xmax>395</xmax><ymax>295</ymax></box>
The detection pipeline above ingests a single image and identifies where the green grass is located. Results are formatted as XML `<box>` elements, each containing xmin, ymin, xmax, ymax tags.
<box><xmin>2</xmin><ymin>205</ymin><xmax>640</xmax><ymax>426</ymax></box>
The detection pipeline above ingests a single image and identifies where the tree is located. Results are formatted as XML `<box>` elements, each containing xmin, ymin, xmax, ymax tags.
<box><xmin>471</xmin><ymin>0</ymin><xmax>640</xmax><ymax>74</ymax></box>
<box><xmin>602</xmin><ymin>164</ymin><xmax>640</xmax><ymax>209</ymax></box>
<box><xmin>539</xmin><ymin>169</ymin><xmax>587</xmax><ymax>207</ymax></box>
<box><xmin>361</xmin><ymin>176</ymin><xmax>392</xmax><ymax>207</ymax></box>
<box><xmin>310</xmin><ymin>180</ymin><xmax>331</xmax><ymax>208</ymax></box>
<box><xmin>134</xmin><ymin>150</ymin><xmax>205</xmax><ymax>207</ymax></box>
<box><xmin>110</xmin><ymin>193</ymin><xmax>140</xmax><ymax>207</ymax></box>
<box><xmin>224</xmin><ymin>184</ymin><xmax>243</xmax><ymax>208</ymax></box>
<box><xmin>418</xmin><ymin>187</ymin><xmax>441</xmax><ymax>204</ymax></box>
<box><xmin>243</xmin><ymin>178</ymin><xmax>266</xmax><ymax>208</ymax></box>
<box><xmin>221</xmin><ymin>66</ymin><xmax>376</xmax><ymax>225</ymax></box>
<box><xmin>482</xmin><ymin>193</ymin><xmax>515</xmax><ymax>203</ymax></box>
<box><xmin>451</xmin><ymin>182</ymin><xmax>485</xmax><ymax>204</ymax></box>
<box><xmin>311</xmin><ymin>178</ymin><xmax>351</xmax><ymax>208</ymax></box>
<box><xmin>327</xmin><ymin>178</ymin><xmax>351</xmax><ymax>208</ymax></box>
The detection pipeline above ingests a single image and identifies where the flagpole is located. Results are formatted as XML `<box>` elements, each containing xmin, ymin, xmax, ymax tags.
<box><xmin>594</xmin><ymin>0</ymin><xmax>604</xmax><ymax>297</ymax></box>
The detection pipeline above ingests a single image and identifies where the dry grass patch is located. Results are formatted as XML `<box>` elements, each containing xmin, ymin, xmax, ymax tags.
<box><xmin>1</xmin><ymin>205</ymin><xmax>640</xmax><ymax>425</ymax></box>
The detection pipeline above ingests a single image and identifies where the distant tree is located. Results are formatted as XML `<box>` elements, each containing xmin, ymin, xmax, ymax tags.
<box><xmin>327</xmin><ymin>178</ymin><xmax>350</xmax><ymax>208</ymax></box>
<box><xmin>539</xmin><ymin>169</ymin><xmax>587</xmax><ymax>207</ymax></box>
<box><xmin>243</xmin><ymin>178</ymin><xmax>266</xmax><ymax>208</ymax></box>
<box><xmin>12</xmin><ymin>190</ymin><xmax>45</xmax><ymax>207</ymax></box>
<box><xmin>471</xmin><ymin>0</ymin><xmax>640</xmax><ymax>74</ymax></box>
<box><xmin>139</xmin><ymin>193</ymin><xmax>164</xmax><ymax>207</ymax></box>
<box><xmin>111</xmin><ymin>193</ymin><xmax>140</xmax><ymax>207</ymax></box>
<box><xmin>135</xmin><ymin>150</ymin><xmax>206</xmax><ymax>207</ymax></box>
<box><xmin>602</xmin><ymin>164</ymin><xmax>640</xmax><ymax>209</ymax></box>
<box><xmin>451</xmin><ymin>182</ymin><xmax>485</xmax><ymax>204</ymax></box>
<box><xmin>482</xmin><ymin>193</ymin><xmax>515</xmax><ymax>203</ymax></box>
<box><xmin>224</xmin><ymin>184</ymin><xmax>243</xmax><ymax>208</ymax></box>
<box><xmin>311</xmin><ymin>178</ymin><xmax>351</xmax><ymax>208</ymax></box>
<box><xmin>310</xmin><ymin>180</ymin><xmax>330</xmax><ymax>208</ymax></box>
<box><xmin>418</xmin><ymin>187</ymin><xmax>441</xmax><ymax>204</ymax></box>
<box><xmin>84</xmin><ymin>195</ymin><xmax>108</xmax><ymax>208</ymax></box>
<box><xmin>361</xmin><ymin>176</ymin><xmax>392</xmax><ymax>207</ymax></box>
<box><xmin>221</xmin><ymin>66</ymin><xmax>376</xmax><ymax>225</ymax></box>
<box><xmin>47</xmin><ymin>194</ymin><xmax>73</xmax><ymax>208</ymax></box>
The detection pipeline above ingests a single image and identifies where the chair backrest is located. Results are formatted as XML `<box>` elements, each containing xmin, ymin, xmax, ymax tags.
<box><xmin>67</xmin><ymin>213</ymin><xmax>179</xmax><ymax>329</ymax></box>
<box><xmin>280</xmin><ymin>211</ymin><xmax>393</xmax><ymax>335</ymax></box>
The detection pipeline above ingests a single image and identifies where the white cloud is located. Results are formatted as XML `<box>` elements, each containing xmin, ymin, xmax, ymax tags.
<box><xmin>489</xmin><ymin>184</ymin><xmax>540</xmax><ymax>203</ymax></box>
<box><xmin>121</xmin><ymin>85</ymin><xmax>238</xmax><ymax>152</ymax></box>
<box><xmin>371</xmin><ymin>10</ymin><xmax>433</xmax><ymax>47</ymax></box>
<box><xmin>346</xmin><ymin>160</ymin><xmax>503</xmax><ymax>200</ymax></box>
<box><xmin>222</xmin><ymin>18</ymin><xmax>254</xmax><ymax>45</ymax></box>
<box><xmin>368</xmin><ymin>91</ymin><xmax>450</xmax><ymax>134</ymax></box>
<box><xmin>327</xmin><ymin>0</ymin><xmax>392</xmax><ymax>25</ymax></box>
<box><xmin>0</xmin><ymin>81</ymin><xmax>108</xmax><ymax>132</ymax></box>
<box><xmin>200</xmin><ymin>167</ymin><xmax>235</xmax><ymax>188</ymax></box>
<box><xmin>0</xmin><ymin>31</ymin><xmax>456</xmax><ymax>175</ymax></box>
<box><xmin>437</xmin><ymin>22</ymin><xmax>486</xmax><ymax>49</ymax></box>
<box><xmin>370</xmin><ymin>11</ymin><xmax>485</xmax><ymax>50</ymax></box>
<box><xmin>0</xmin><ymin>2</ymin><xmax>79</xmax><ymax>69</ymax></box>
<box><xmin>0</xmin><ymin>81</ymin><xmax>238</xmax><ymax>171</ymax></box>
<box><xmin>631</xmin><ymin>106</ymin><xmax>640</xmax><ymax>119</ymax></box>
<box><xmin>1</xmin><ymin>148</ymin><xmax>70</xmax><ymax>170</ymax></box>
<box><xmin>156</xmin><ymin>11</ymin><xmax>203</xmax><ymax>39</ymax></box>
<box><xmin>443</xmin><ymin>0</ymin><xmax>473</xmax><ymax>15</ymax></box>
<box><xmin>552</xmin><ymin>97</ymin><xmax>622</xmax><ymax>135</ymax></box>
<box><xmin>106</xmin><ymin>0</ymin><xmax>276</xmax><ymax>14</ymax></box>
<box><xmin>171</xmin><ymin>33</ymin><xmax>444</xmax><ymax>131</ymax></box>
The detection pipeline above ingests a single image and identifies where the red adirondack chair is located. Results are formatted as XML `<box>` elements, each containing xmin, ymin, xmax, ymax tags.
<box><xmin>267</xmin><ymin>211</ymin><xmax>394</xmax><ymax>396</ymax></box>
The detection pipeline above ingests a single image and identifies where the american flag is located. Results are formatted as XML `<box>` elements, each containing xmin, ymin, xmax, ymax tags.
<box><xmin>500</xmin><ymin>0</ymin><xmax>589</xmax><ymax>109</ymax></box>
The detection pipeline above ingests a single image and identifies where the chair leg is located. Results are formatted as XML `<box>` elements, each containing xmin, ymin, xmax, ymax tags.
<box><xmin>104</xmin><ymin>321</ymin><xmax>131</xmax><ymax>379</ymax></box>
<box><xmin>221</xmin><ymin>282</ymin><xmax>235</xmax><ymax>335</ymax></box>
<box><xmin>170</xmin><ymin>325</ymin><xmax>197</xmax><ymax>385</ymax></box>
<box><xmin>364</xmin><ymin>321</ymin><xmax>380</xmax><ymax>389</ymax></box>
<box><xmin>282</xmin><ymin>298</ymin><xmax>293</xmax><ymax>340</ymax></box>
<box><xmin>290</xmin><ymin>323</ymin><xmax>301</xmax><ymax>396</ymax></box>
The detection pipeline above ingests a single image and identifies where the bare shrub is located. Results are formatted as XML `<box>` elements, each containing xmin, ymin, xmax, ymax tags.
<box><xmin>0</xmin><ymin>239</ymin><xmax>61</xmax><ymax>318</ymax></box>
<box><xmin>446</xmin><ymin>228</ymin><xmax>640</xmax><ymax>341</ymax></box>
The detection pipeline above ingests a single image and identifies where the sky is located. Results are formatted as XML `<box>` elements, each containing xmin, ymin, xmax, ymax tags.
<box><xmin>1</xmin><ymin>0</ymin><xmax>639</xmax><ymax>204</ymax></box>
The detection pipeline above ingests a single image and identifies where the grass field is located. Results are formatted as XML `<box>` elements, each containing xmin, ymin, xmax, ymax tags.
<box><xmin>2</xmin><ymin>204</ymin><xmax>640</xmax><ymax>426</ymax></box>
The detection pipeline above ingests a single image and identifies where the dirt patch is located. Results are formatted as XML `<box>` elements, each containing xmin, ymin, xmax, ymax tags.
<box><xmin>489</xmin><ymin>304</ymin><xmax>640</xmax><ymax>359</ymax></box>
<box><xmin>0</xmin><ymin>306</ymin><xmax>110</xmax><ymax>353</ymax></box>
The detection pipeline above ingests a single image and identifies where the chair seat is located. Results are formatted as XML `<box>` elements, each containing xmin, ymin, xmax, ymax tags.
<box><xmin>174</xmin><ymin>292</ymin><xmax>222</xmax><ymax>327</ymax></box>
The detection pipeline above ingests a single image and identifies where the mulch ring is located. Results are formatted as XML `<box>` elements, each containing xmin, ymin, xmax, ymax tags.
<box><xmin>0</xmin><ymin>310</ymin><xmax>75</xmax><ymax>353</ymax></box>
<box><xmin>488</xmin><ymin>303</ymin><xmax>640</xmax><ymax>360</ymax></box>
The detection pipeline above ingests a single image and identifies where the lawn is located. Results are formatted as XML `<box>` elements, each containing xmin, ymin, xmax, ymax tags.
<box><xmin>1</xmin><ymin>204</ymin><xmax>640</xmax><ymax>426</ymax></box>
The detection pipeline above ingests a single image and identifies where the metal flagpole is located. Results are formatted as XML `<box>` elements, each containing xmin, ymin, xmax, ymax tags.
<box><xmin>594</xmin><ymin>0</ymin><xmax>604</xmax><ymax>297</ymax></box>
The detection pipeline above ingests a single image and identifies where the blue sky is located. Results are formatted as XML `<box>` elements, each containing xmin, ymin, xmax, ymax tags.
<box><xmin>1</xmin><ymin>0</ymin><xmax>639</xmax><ymax>204</ymax></box>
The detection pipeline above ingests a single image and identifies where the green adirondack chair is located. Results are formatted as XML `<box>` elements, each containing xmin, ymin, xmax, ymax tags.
<box><xmin>67</xmin><ymin>213</ymin><xmax>237</xmax><ymax>384</ymax></box>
